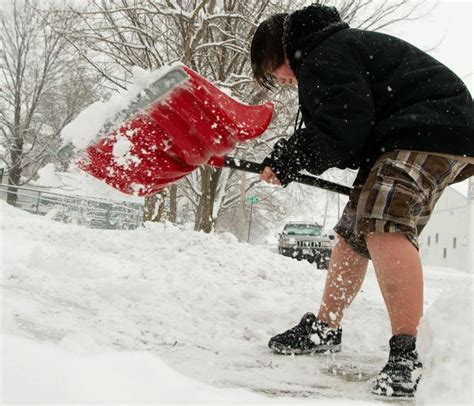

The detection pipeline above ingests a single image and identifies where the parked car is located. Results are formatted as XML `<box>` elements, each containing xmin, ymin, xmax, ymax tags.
<box><xmin>278</xmin><ymin>222</ymin><xmax>336</xmax><ymax>268</ymax></box>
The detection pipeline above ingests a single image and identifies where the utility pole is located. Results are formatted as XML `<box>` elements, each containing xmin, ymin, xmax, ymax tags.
<box><xmin>337</xmin><ymin>192</ymin><xmax>340</xmax><ymax>219</ymax></box>
<box><xmin>238</xmin><ymin>172</ymin><xmax>246</xmax><ymax>241</ymax></box>
<box><xmin>247</xmin><ymin>200</ymin><xmax>254</xmax><ymax>243</ymax></box>
<box><xmin>323</xmin><ymin>190</ymin><xmax>329</xmax><ymax>228</ymax></box>
<box><xmin>246</xmin><ymin>195</ymin><xmax>260</xmax><ymax>243</ymax></box>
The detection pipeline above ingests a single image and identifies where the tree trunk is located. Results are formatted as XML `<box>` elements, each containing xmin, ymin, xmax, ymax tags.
<box><xmin>197</xmin><ymin>166</ymin><xmax>213</xmax><ymax>232</ymax></box>
<box><xmin>6</xmin><ymin>176</ymin><xmax>20</xmax><ymax>206</ymax></box>
<box><xmin>196</xmin><ymin>166</ymin><xmax>221</xmax><ymax>233</ymax></box>
<box><xmin>169</xmin><ymin>184</ymin><xmax>177</xmax><ymax>223</ymax></box>
<box><xmin>143</xmin><ymin>194</ymin><xmax>158</xmax><ymax>222</ymax></box>
<box><xmin>143</xmin><ymin>191</ymin><xmax>167</xmax><ymax>222</ymax></box>
<box><xmin>7</xmin><ymin>146</ymin><xmax>23</xmax><ymax>206</ymax></box>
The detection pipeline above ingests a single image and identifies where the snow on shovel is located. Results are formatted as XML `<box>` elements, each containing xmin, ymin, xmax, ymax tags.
<box><xmin>59</xmin><ymin>64</ymin><xmax>351</xmax><ymax>196</ymax></box>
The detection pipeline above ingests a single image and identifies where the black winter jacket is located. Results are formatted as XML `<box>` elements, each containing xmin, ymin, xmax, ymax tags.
<box><xmin>267</xmin><ymin>5</ymin><xmax>474</xmax><ymax>186</ymax></box>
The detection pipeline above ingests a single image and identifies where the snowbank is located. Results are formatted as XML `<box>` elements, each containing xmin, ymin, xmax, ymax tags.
<box><xmin>417</xmin><ymin>285</ymin><xmax>474</xmax><ymax>405</ymax></box>
<box><xmin>1</xmin><ymin>200</ymin><xmax>472</xmax><ymax>404</ymax></box>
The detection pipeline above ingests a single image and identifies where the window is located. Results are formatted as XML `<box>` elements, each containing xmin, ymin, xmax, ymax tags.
<box><xmin>427</xmin><ymin>236</ymin><xmax>431</xmax><ymax>246</ymax></box>
<box><xmin>453</xmin><ymin>238</ymin><xmax>457</xmax><ymax>249</ymax></box>
<box><xmin>443</xmin><ymin>248</ymin><xmax>447</xmax><ymax>258</ymax></box>
<box><xmin>435</xmin><ymin>233</ymin><xmax>439</xmax><ymax>243</ymax></box>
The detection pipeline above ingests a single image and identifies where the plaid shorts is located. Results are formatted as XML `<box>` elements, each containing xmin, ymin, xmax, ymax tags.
<box><xmin>334</xmin><ymin>150</ymin><xmax>474</xmax><ymax>259</ymax></box>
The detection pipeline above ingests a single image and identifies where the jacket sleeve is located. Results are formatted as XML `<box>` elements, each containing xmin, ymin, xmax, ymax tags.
<box><xmin>266</xmin><ymin>56</ymin><xmax>375</xmax><ymax>185</ymax></box>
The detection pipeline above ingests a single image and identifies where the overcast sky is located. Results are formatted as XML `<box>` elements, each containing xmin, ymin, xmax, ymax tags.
<box><xmin>383</xmin><ymin>0</ymin><xmax>473</xmax><ymax>91</ymax></box>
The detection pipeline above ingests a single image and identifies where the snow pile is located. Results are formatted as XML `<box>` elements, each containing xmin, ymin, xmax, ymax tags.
<box><xmin>61</xmin><ymin>63</ymin><xmax>180</xmax><ymax>150</ymax></box>
<box><xmin>1</xmin><ymin>200</ymin><xmax>472</xmax><ymax>404</ymax></box>
<box><xmin>0</xmin><ymin>199</ymin><xmax>329</xmax><ymax>353</ymax></box>
<box><xmin>0</xmin><ymin>200</ymin><xmax>384</xmax><ymax>404</ymax></box>
<box><xmin>417</xmin><ymin>285</ymin><xmax>473</xmax><ymax>405</ymax></box>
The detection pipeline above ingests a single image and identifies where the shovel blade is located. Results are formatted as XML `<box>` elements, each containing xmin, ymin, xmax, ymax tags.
<box><xmin>76</xmin><ymin>65</ymin><xmax>273</xmax><ymax>196</ymax></box>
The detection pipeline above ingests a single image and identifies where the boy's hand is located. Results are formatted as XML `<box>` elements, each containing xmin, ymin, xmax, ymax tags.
<box><xmin>260</xmin><ymin>166</ymin><xmax>281</xmax><ymax>185</ymax></box>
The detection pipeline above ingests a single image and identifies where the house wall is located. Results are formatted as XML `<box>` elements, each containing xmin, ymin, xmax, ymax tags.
<box><xmin>419</xmin><ymin>187</ymin><xmax>472</xmax><ymax>272</ymax></box>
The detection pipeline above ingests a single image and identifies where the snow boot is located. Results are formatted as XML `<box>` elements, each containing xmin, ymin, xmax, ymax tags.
<box><xmin>372</xmin><ymin>334</ymin><xmax>423</xmax><ymax>397</ymax></box>
<box><xmin>268</xmin><ymin>312</ymin><xmax>342</xmax><ymax>355</ymax></box>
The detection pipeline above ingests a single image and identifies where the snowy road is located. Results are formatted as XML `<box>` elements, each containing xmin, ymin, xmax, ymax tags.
<box><xmin>1</xmin><ymin>201</ymin><xmax>472</xmax><ymax>404</ymax></box>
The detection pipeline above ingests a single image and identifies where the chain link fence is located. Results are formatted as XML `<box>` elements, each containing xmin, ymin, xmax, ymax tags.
<box><xmin>0</xmin><ymin>184</ymin><xmax>144</xmax><ymax>230</ymax></box>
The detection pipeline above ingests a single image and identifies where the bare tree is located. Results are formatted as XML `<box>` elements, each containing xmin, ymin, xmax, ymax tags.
<box><xmin>0</xmin><ymin>0</ymin><xmax>98</xmax><ymax>204</ymax></box>
<box><xmin>61</xmin><ymin>0</ymin><xmax>274</xmax><ymax>231</ymax></box>
<box><xmin>211</xmin><ymin>0</ymin><xmax>430</xmax><ymax>240</ymax></box>
<box><xmin>57</xmin><ymin>0</ymin><xmax>427</xmax><ymax>234</ymax></box>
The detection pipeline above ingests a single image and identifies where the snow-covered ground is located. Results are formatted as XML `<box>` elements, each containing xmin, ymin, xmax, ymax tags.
<box><xmin>1</xmin><ymin>200</ymin><xmax>472</xmax><ymax>405</ymax></box>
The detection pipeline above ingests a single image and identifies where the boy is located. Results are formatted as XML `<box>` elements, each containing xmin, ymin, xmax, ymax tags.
<box><xmin>250</xmin><ymin>3</ymin><xmax>474</xmax><ymax>397</ymax></box>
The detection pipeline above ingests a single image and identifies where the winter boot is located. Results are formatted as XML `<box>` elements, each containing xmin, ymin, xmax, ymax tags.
<box><xmin>268</xmin><ymin>312</ymin><xmax>342</xmax><ymax>355</ymax></box>
<box><xmin>372</xmin><ymin>334</ymin><xmax>423</xmax><ymax>397</ymax></box>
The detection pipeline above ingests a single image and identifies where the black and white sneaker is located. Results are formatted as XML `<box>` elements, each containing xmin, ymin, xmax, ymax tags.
<box><xmin>372</xmin><ymin>335</ymin><xmax>423</xmax><ymax>397</ymax></box>
<box><xmin>268</xmin><ymin>312</ymin><xmax>342</xmax><ymax>355</ymax></box>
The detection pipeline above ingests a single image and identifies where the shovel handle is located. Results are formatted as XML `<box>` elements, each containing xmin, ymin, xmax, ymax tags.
<box><xmin>222</xmin><ymin>156</ymin><xmax>352</xmax><ymax>196</ymax></box>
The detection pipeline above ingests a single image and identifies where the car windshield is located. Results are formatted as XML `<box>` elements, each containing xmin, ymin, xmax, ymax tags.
<box><xmin>282</xmin><ymin>224</ymin><xmax>322</xmax><ymax>236</ymax></box>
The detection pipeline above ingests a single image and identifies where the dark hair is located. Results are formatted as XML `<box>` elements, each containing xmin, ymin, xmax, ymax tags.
<box><xmin>250</xmin><ymin>13</ymin><xmax>287</xmax><ymax>90</ymax></box>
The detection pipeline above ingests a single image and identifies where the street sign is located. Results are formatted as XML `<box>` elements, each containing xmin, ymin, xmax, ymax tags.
<box><xmin>246</xmin><ymin>195</ymin><xmax>260</xmax><ymax>204</ymax></box>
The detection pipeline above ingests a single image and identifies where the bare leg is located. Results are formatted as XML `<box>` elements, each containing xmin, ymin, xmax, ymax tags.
<box><xmin>318</xmin><ymin>236</ymin><xmax>369</xmax><ymax>328</ymax></box>
<box><xmin>366</xmin><ymin>233</ymin><xmax>423</xmax><ymax>336</ymax></box>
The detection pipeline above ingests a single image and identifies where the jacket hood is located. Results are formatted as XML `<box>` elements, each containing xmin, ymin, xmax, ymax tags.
<box><xmin>283</xmin><ymin>4</ymin><xmax>349</xmax><ymax>75</ymax></box>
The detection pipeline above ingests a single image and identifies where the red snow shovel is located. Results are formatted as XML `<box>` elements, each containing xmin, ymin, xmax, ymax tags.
<box><xmin>59</xmin><ymin>65</ymin><xmax>351</xmax><ymax>196</ymax></box>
